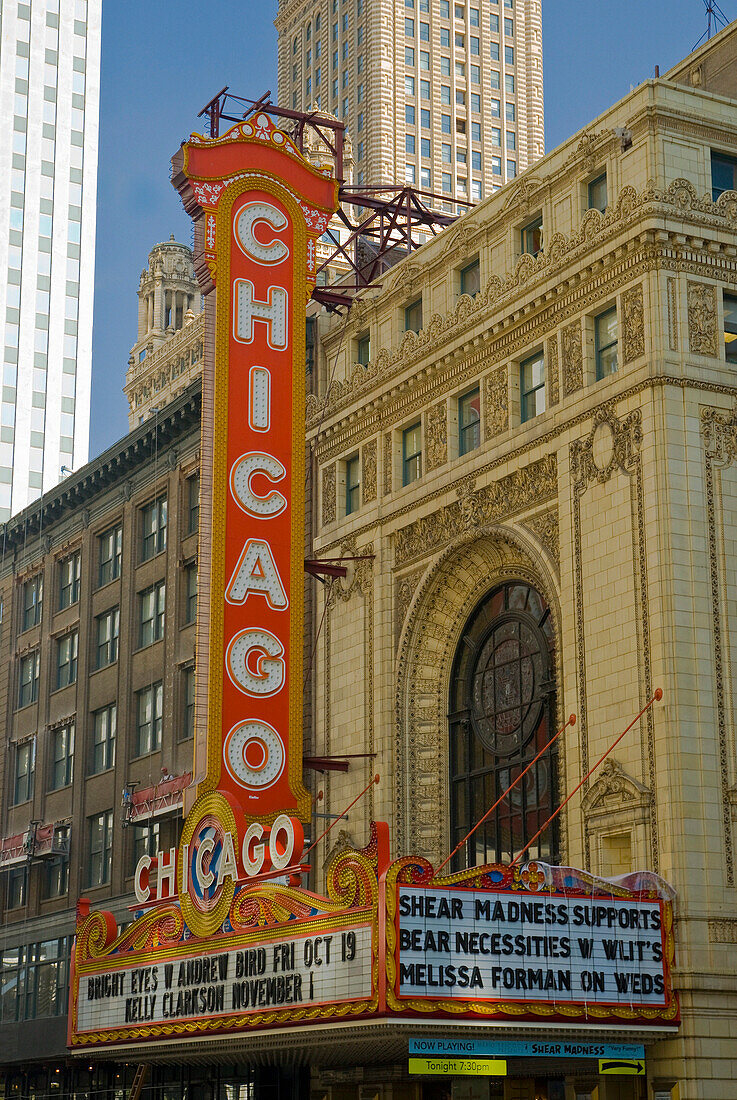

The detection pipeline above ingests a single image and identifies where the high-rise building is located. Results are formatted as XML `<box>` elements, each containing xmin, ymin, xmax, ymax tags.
<box><xmin>275</xmin><ymin>0</ymin><xmax>544</xmax><ymax>200</ymax></box>
<box><xmin>0</xmin><ymin>0</ymin><xmax>101</xmax><ymax>519</ymax></box>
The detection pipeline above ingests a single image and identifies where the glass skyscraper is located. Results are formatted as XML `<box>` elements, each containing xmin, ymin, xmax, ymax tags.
<box><xmin>0</xmin><ymin>0</ymin><xmax>100</xmax><ymax>519</ymax></box>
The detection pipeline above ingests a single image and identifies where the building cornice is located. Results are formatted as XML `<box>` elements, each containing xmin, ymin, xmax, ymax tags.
<box><xmin>2</xmin><ymin>382</ymin><xmax>202</xmax><ymax>555</ymax></box>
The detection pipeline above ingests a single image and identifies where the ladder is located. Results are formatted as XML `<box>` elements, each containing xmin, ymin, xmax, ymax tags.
<box><xmin>129</xmin><ymin>1064</ymin><xmax>150</xmax><ymax>1100</ymax></box>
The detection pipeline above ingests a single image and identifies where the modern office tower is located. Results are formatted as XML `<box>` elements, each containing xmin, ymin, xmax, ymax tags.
<box><xmin>0</xmin><ymin>0</ymin><xmax>101</xmax><ymax>519</ymax></box>
<box><xmin>124</xmin><ymin>238</ymin><xmax>203</xmax><ymax>429</ymax></box>
<box><xmin>275</xmin><ymin>0</ymin><xmax>544</xmax><ymax>202</ymax></box>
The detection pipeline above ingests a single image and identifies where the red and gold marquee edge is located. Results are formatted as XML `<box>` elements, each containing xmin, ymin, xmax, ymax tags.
<box><xmin>68</xmin><ymin>824</ymin><xmax>678</xmax><ymax>1049</ymax></box>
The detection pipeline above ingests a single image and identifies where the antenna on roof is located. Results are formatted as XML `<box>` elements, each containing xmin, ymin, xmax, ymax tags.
<box><xmin>693</xmin><ymin>0</ymin><xmax>728</xmax><ymax>50</ymax></box>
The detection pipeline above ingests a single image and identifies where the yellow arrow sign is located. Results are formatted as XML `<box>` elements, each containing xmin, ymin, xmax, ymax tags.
<box><xmin>409</xmin><ymin>1058</ymin><xmax>507</xmax><ymax>1077</ymax></box>
<box><xmin>599</xmin><ymin>1059</ymin><xmax>646</xmax><ymax>1075</ymax></box>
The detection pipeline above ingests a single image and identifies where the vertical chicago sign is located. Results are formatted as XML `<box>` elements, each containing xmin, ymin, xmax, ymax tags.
<box><xmin>172</xmin><ymin>114</ymin><xmax>337</xmax><ymax>934</ymax></box>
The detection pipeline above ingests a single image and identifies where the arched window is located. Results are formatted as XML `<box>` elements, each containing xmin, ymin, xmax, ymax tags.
<box><xmin>448</xmin><ymin>581</ymin><xmax>558</xmax><ymax>870</ymax></box>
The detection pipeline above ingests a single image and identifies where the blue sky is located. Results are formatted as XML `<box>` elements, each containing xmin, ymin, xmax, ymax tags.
<box><xmin>89</xmin><ymin>0</ymin><xmax>730</xmax><ymax>456</ymax></box>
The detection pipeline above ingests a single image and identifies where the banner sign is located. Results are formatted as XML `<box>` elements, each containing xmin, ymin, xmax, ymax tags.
<box><xmin>408</xmin><ymin>1039</ymin><xmax>646</xmax><ymax>1060</ymax></box>
<box><xmin>180</xmin><ymin>113</ymin><xmax>335</xmax><ymax>826</ymax></box>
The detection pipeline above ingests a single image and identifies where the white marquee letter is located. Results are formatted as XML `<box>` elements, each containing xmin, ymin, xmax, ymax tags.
<box><xmin>249</xmin><ymin>366</ymin><xmax>271</xmax><ymax>432</ymax></box>
<box><xmin>158</xmin><ymin>846</ymin><xmax>177</xmax><ymax>899</ymax></box>
<box><xmin>234</xmin><ymin>280</ymin><xmax>288</xmax><ymax>350</ymax></box>
<box><xmin>269</xmin><ymin>815</ymin><xmax>304</xmax><ymax>871</ymax></box>
<box><xmin>230</xmin><ymin>452</ymin><xmax>287</xmax><ymax>519</ymax></box>
<box><xmin>226</xmin><ymin>628</ymin><xmax>285</xmax><ymax>696</ymax></box>
<box><xmin>235</xmin><ymin>202</ymin><xmax>289</xmax><ymax>266</ymax></box>
<box><xmin>195</xmin><ymin>836</ymin><xmax>215</xmax><ymax>889</ymax></box>
<box><xmin>216</xmin><ymin>832</ymin><xmax>239</xmax><ymax>888</ymax></box>
<box><xmin>242</xmin><ymin>823</ymin><xmax>268</xmax><ymax>877</ymax></box>
<box><xmin>226</xmin><ymin>538</ymin><xmax>288</xmax><ymax>609</ymax></box>
<box><xmin>134</xmin><ymin>855</ymin><xmax>152</xmax><ymax>904</ymax></box>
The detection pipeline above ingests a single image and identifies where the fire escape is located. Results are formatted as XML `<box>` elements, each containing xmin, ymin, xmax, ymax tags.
<box><xmin>198</xmin><ymin>89</ymin><xmax>472</xmax><ymax>311</ymax></box>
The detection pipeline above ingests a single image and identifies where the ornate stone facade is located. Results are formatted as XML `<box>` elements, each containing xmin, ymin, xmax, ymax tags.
<box><xmin>124</xmin><ymin>239</ymin><xmax>203</xmax><ymax>428</ymax></box>
<box><xmin>307</xmin><ymin>65</ymin><xmax>737</xmax><ymax>1095</ymax></box>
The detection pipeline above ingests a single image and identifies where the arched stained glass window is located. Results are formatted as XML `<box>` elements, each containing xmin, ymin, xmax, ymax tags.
<box><xmin>448</xmin><ymin>581</ymin><xmax>558</xmax><ymax>870</ymax></box>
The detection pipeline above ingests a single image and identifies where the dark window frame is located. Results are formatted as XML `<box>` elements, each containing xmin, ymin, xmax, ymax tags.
<box><xmin>404</xmin><ymin>296</ymin><xmax>423</xmax><ymax>334</ymax></box>
<box><xmin>140</xmin><ymin>495</ymin><xmax>168</xmax><ymax>562</ymax></box>
<box><xmin>402</xmin><ymin>422</ymin><xmax>422</xmax><ymax>486</ymax></box>
<box><xmin>520</xmin><ymin>350</ymin><xmax>546</xmax><ymax>422</ymax></box>
<box><xmin>595</xmin><ymin>307</ymin><xmax>618</xmax><ymax>380</ymax></box>
<box><xmin>458</xmin><ymin>387</ymin><xmax>481</xmax><ymax>455</ymax></box>
<box><xmin>345</xmin><ymin>454</ymin><xmax>360</xmax><ymax>516</ymax></box>
<box><xmin>97</xmin><ymin>524</ymin><xmax>122</xmax><ymax>587</ymax></box>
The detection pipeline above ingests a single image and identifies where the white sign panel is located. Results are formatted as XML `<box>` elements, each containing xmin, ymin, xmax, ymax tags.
<box><xmin>76</xmin><ymin>925</ymin><xmax>372</xmax><ymax>1034</ymax></box>
<box><xmin>397</xmin><ymin>889</ymin><xmax>667</xmax><ymax>1007</ymax></box>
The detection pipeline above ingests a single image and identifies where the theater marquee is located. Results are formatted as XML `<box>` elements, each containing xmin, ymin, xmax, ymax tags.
<box><xmin>68</xmin><ymin>115</ymin><xmax>678</xmax><ymax>1053</ymax></box>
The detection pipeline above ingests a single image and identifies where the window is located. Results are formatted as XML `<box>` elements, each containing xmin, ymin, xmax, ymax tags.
<box><xmin>18</xmin><ymin>650</ymin><xmax>40</xmax><ymax>708</ymax></box>
<box><xmin>505</xmin><ymin>73</ymin><xmax>514</xmax><ymax>94</ymax></box>
<box><xmin>420</xmin><ymin>79</ymin><xmax>430</xmax><ymax>100</ymax></box>
<box><xmin>87</xmin><ymin>810</ymin><xmax>113</xmax><ymax>887</ymax></box>
<box><xmin>405</xmin><ymin>75</ymin><xmax>415</xmax><ymax>95</ymax></box>
<box><xmin>90</xmin><ymin>704</ymin><xmax>116</xmax><ymax>774</ymax></box>
<box><xmin>507</xmin><ymin>160</ymin><xmax>516</xmax><ymax>178</ymax></box>
<box><xmin>492</xmin><ymin>156</ymin><xmax>502</xmax><ymax>175</ymax></box>
<box><xmin>420</xmin><ymin>20</ymin><xmax>429</xmax><ymax>40</ymax></box>
<box><xmin>490</xmin><ymin>69</ymin><xmax>500</xmax><ymax>89</ymax></box>
<box><xmin>441</xmin><ymin>56</ymin><xmax>450</xmax><ymax>75</ymax></box>
<box><xmin>405</xmin><ymin>46</ymin><xmax>415</xmax><ymax>65</ymax></box>
<box><xmin>55</xmin><ymin>631</ymin><xmax>78</xmax><ymax>689</ymax></box>
<box><xmin>441</xmin><ymin>113</ymin><xmax>451</xmax><ymax>134</ymax></box>
<box><xmin>58</xmin><ymin>550</ymin><xmax>81</xmax><ymax>609</ymax></box>
<box><xmin>421</xmin><ymin>167</ymin><xmax>431</xmax><ymax>188</ymax></box>
<box><xmin>505</xmin><ymin>45</ymin><xmax>514</xmax><ymax>64</ymax></box>
<box><xmin>456</xmin><ymin>89</ymin><xmax>466</xmax><ymax>105</ymax></box>
<box><xmin>187</xmin><ymin>472</ymin><xmax>200</xmax><ymax>533</ymax></box>
<box><xmin>521</xmin><ymin>351</ymin><xmax>545</xmax><ymax>422</ymax></box>
<box><xmin>595</xmin><ymin>308</ymin><xmax>618</xmax><ymax>379</ymax></box>
<box><xmin>470</xmin><ymin>35</ymin><xmax>479</xmax><ymax>54</ymax></box>
<box><xmin>449</xmin><ymin>582</ymin><xmax>557</xmax><ymax>869</ymax></box>
<box><xmin>472</xmin><ymin>149</ymin><xmax>481</xmax><ymax>171</ymax></box>
<box><xmin>440</xmin><ymin>0</ymin><xmax>449</xmax><ymax>14</ymax></box>
<box><xmin>440</xmin><ymin>27</ymin><xmax>450</xmax><ymax>46</ymax></box>
<box><xmin>184</xmin><ymin>563</ymin><xmax>198</xmax><ymax>625</ymax></box>
<box><xmin>711</xmin><ymin>151</ymin><xmax>737</xmax><ymax>200</ymax></box>
<box><xmin>182</xmin><ymin>666</ymin><xmax>196</xmax><ymax>741</ymax></box>
<box><xmin>140</xmin><ymin>580</ymin><xmax>166</xmax><ymax>646</ymax></box>
<box><xmin>506</xmin><ymin>101</ymin><xmax>515</xmax><ymax>121</ymax></box>
<box><xmin>49</xmin><ymin>723</ymin><xmax>74</xmax><ymax>790</ymax></box>
<box><xmin>460</xmin><ymin>258</ymin><xmax>480</xmax><ymax>297</ymax></box>
<box><xmin>458</xmin><ymin>388</ymin><xmax>481</xmax><ymax>455</ymax></box>
<box><xmin>21</xmin><ymin>574</ymin><xmax>43</xmax><ymax>631</ymax></box>
<box><xmin>135</xmin><ymin>682</ymin><xmax>163</xmax><ymax>756</ymax></box>
<box><xmin>442</xmin><ymin>172</ymin><xmax>452</xmax><ymax>193</ymax></box>
<box><xmin>441</xmin><ymin>85</ymin><xmax>451</xmax><ymax>105</ymax></box>
<box><xmin>521</xmin><ymin>215</ymin><xmax>542</xmax><ymax>256</ymax></box>
<box><xmin>420</xmin><ymin>50</ymin><xmax>429</xmax><ymax>70</ymax></box>
<box><xmin>345</xmin><ymin>455</ymin><xmax>360</xmax><ymax>516</ymax></box>
<box><xmin>405</xmin><ymin>164</ymin><xmax>416</xmax><ymax>184</ymax></box>
<box><xmin>471</xmin><ymin>121</ymin><xmax>481</xmax><ymax>142</ymax></box>
<box><xmin>490</xmin><ymin>12</ymin><xmax>499</xmax><ymax>31</ymax></box>
<box><xmin>95</xmin><ymin>607</ymin><xmax>119</xmax><ymax>669</ymax></box>
<box><xmin>141</xmin><ymin>495</ymin><xmax>167</xmax><ymax>560</ymax></box>
<box><xmin>402</xmin><ymin>422</ymin><xmax>422</xmax><ymax>486</ymax></box>
<box><xmin>490</xmin><ymin>97</ymin><xmax>500</xmax><ymax>117</ymax></box>
<box><xmin>98</xmin><ymin>525</ymin><xmax>122</xmax><ymax>586</ymax></box>
<box><xmin>469</xmin><ymin>92</ymin><xmax>480</xmax><ymax>112</ymax></box>
<box><xmin>405</xmin><ymin>297</ymin><xmax>423</xmax><ymax>333</ymax></box>
<box><xmin>406</xmin><ymin>104</ymin><xmax>415</xmax><ymax>126</ymax></box>
<box><xmin>42</xmin><ymin>854</ymin><xmax>69</xmax><ymax>899</ymax></box>
<box><xmin>455</xmin><ymin>33</ymin><xmax>465</xmax><ymax>48</ymax></box>
<box><xmin>421</xmin><ymin>137</ymin><xmax>431</xmax><ymax>158</ymax></box>
<box><xmin>471</xmin><ymin>64</ymin><xmax>480</xmax><ymax>84</ymax></box>
<box><xmin>724</xmin><ymin>293</ymin><xmax>737</xmax><ymax>363</ymax></box>
<box><xmin>406</xmin><ymin>133</ymin><xmax>416</xmax><ymax>154</ymax></box>
<box><xmin>13</xmin><ymin>739</ymin><xmax>34</xmax><ymax>804</ymax></box>
<box><xmin>132</xmin><ymin>821</ymin><xmax>160</xmax><ymax>876</ymax></box>
<box><xmin>442</xmin><ymin>143</ymin><xmax>452</xmax><ymax>164</ymax></box>
<box><xmin>357</xmin><ymin>330</ymin><xmax>370</xmax><ymax>365</ymax></box>
<box><xmin>470</xmin><ymin>7</ymin><xmax>479</xmax><ymax>25</ymax></box>
<box><xmin>588</xmin><ymin>172</ymin><xmax>607</xmax><ymax>213</ymax></box>
<box><xmin>6</xmin><ymin>867</ymin><xmax>27</xmax><ymax>909</ymax></box>
<box><xmin>405</xmin><ymin>16</ymin><xmax>414</xmax><ymax>34</ymax></box>
<box><xmin>504</xmin><ymin>15</ymin><xmax>514</xmax><ymax>34</ymax></box>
